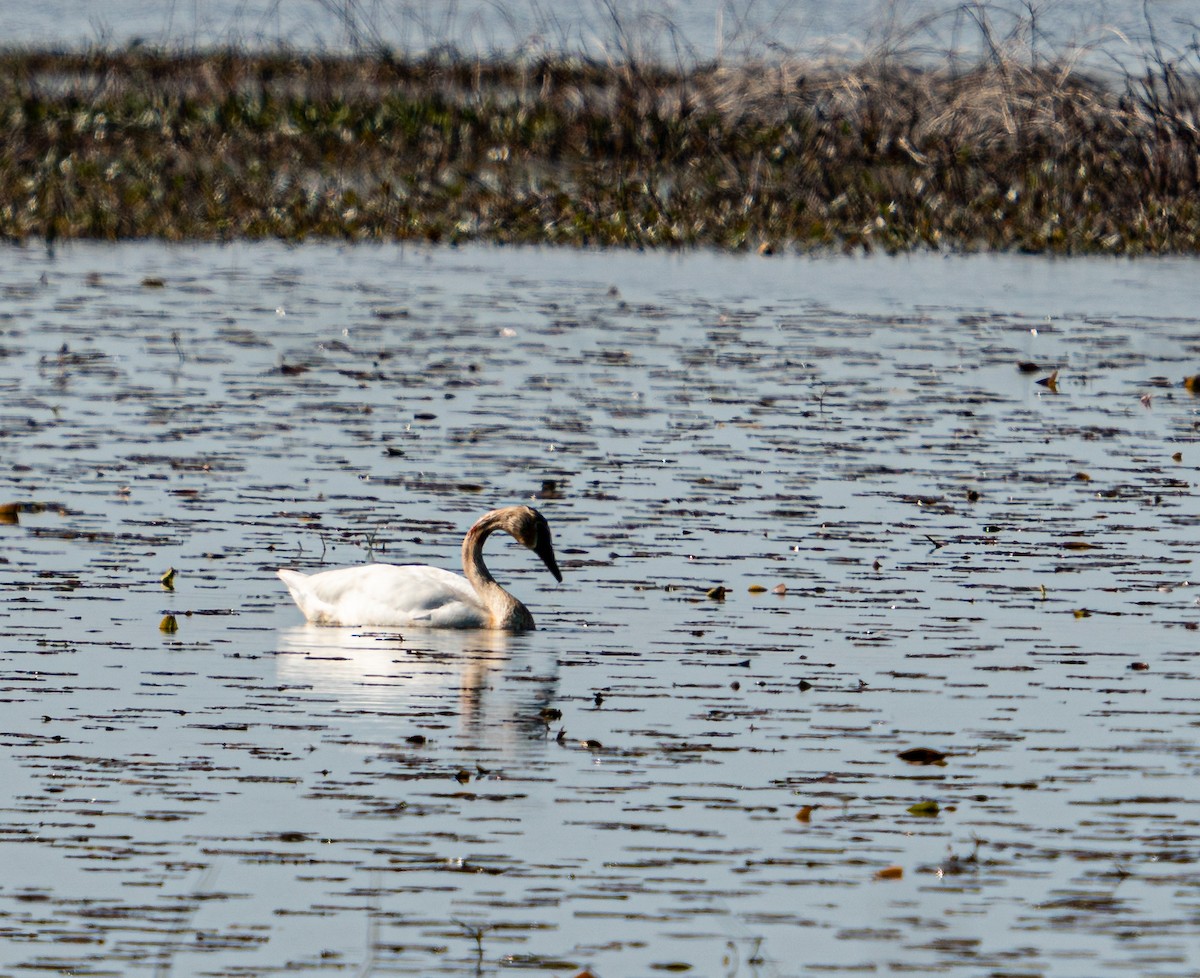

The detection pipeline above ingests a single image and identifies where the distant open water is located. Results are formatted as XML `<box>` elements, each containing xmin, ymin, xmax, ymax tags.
<box><xmin>2</xmin><ymin>0</ymin><xmax>1196</xmax><ymax>66</ymax></box>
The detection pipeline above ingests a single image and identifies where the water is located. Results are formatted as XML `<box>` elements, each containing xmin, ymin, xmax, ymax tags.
<box><xmin>1</xmin><ymin>241</ymin><xmax>1199</xmax><ymax>976</ymax></box>
<box><xmin>3</xmin><ymin>0</ymin><xmax>1197</xmax><ymax>65</ymax></box>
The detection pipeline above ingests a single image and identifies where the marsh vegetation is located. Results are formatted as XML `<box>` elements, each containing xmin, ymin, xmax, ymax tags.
<box><xmin>1</xmin><ymin>14</ymin><xmax>1199</xmax><ymax>253</ymax></box>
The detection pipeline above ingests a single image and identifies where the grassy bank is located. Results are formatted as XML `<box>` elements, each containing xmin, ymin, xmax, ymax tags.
<box><xmin>1</xmin><ymin>47</ymin><xmax>1198</xmax><ymax>253</ymax></box>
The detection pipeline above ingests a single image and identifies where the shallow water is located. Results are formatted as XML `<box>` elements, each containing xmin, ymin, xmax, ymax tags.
<box><xmin>3</xmin><ymin>0</ymin><xmax>1195</xmax><ymax>66</ymax></box>
<box><xmin>1</xmin><ymin>242</ymin><xmax>1200</xmax><ymax>977</ymax></box>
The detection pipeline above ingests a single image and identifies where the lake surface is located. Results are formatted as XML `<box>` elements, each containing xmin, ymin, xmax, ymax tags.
<box><xmin>3</xmin><ymin>0</ymin><xmax>1196</xmax><ymax>66</ymax></box>
<box><xmin>1</xmin><ymin>242</ymin><xmax>1200</xmax><ymax>977</ymax></box>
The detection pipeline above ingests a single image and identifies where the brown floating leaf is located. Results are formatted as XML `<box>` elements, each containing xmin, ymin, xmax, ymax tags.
<box><xmin>278</xmin><ymin>363</ymin><xmax>308</xmax><ymax>376</ymax></box>
<box><xmin>1036</xmin><ymin>369</ymin><xmax>1059</xmax><ymax>392</ymax></box>
<box><xmin>898</xmin><ymin>747</ymin><xmax>947</xmax><ymax>765</ymax></box>
<box><xmin>1172</xmin><ymin>451</ymin><xmax>1183</xmax><ymax>462</ymax></box>
<box><xmin>1017</xmin><ymin>361</ymin><xmax>1041</xmax><ymax>373</ymax></box>
<box><xmin>1062</xmin><ymin>540</ymin><xmax>1092</xmax><ymax>550</ymax></box>
<box><xmin>875</xmin><ymin>865</ymin><xmax>904</xmax><ymax>880</ymax></box>
<box><xmin>795</xmin><ymin>805</ymin><xmax>815</xmax><ymax>823</ymax></box>
<box><xmin>1073</xmin><ymin>471</ymin><xmax>1091</xmax><ymax>482</ymax></box>
<box><xmin>0</xmin><ymin>502</ymin><xmax>19</xmax><ymax>525</ymax></box>
<box><xmin>160</xmin><ymin>567</ymin><xmax>176</xmax><ymax>590</ymax></box>
<box><xmin>907</xmin><ymin>800</ymin><xmax>941</xmax><ymax>817</ymax></box>
<box><xmin>748</xmin><ymin>584</ymin><xmax>767</xmax><ymax>593</ymax></box>
<box><xmin>1073</xmin><ymin>608</ymin><xmax>1091</xmax><ymax>619</ymax></box>
<box><xmin>772</xmin><ymin>583</ymin><xmax>787</xmax><ymax>595</ymax></box>
<box><xmin>706</xmin><ymin>586</ymin><xmax>728</xmax><ymax>601</ymax></box>
<box><xmin>1185</xmin><ymin>374</ymin><xmax>1200</xmax><ymax>394</ymax></box>
<box><xmin>159</xmin><ymin>614</ymin><xmax>179</xmax><ymax>634</ymax></box>
<box><xmin>454</xmin><ymin>769</ymin><xmax>471</xmax><ymax>784</ymax></box>
<box><xmin>1128</xmin><ymin>661</ymin><xmax>1149</xmax><ymax>671</ymax></box>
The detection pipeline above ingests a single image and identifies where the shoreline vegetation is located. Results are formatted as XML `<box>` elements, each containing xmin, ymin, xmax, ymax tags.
<box><xmin>1</xmin><ymin>45</ymin><xmax>1199</xmax><ymax>254</ymax></box>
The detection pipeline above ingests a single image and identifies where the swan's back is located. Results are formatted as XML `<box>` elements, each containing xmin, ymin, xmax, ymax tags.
<box><xmin>277</xmin><ymin>564</ymin><xmax>488</xmax><ymax>629</ymax></box>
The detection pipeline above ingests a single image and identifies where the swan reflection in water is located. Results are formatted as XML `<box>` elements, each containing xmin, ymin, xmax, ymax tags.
<box><xmin>273</xmin><ymin>625</ymin><xmax>559</xmax><ymax>744</ymax></box>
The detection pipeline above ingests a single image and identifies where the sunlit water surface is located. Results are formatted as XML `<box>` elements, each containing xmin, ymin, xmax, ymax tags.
<box><xmin>2</xmin><ymin>0</ymin><xmax>1195</xmax><ymax>66</ymax></box>
<box><xmin>1</xmin><ymin>243</ymin><xmax>1199</xmax><ymax>977</ymax></box>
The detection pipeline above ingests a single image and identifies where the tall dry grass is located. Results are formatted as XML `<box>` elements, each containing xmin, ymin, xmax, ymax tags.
<box><xmin>0</xmin><ymin>3</ymin><xmax>1198</xmax><ymax>253</ymax></box>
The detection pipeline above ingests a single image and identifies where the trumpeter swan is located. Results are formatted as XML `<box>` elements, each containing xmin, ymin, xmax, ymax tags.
<box><xmin>277</xmin><ymin>505</ymin><xmax>562</xmax><ymax>630</ymax></box>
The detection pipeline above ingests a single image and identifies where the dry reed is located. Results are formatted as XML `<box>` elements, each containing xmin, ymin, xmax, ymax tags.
<box><xmin>0</xmin><ymin>44</ymin><xmax>1197</xmax><ymax>252</ymax></box>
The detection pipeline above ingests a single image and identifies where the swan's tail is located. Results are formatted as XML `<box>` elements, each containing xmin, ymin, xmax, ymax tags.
<box><xmin>277</xmin><ymin>568</ymin><xmax>333</xmax><ymax>623</ymax></box>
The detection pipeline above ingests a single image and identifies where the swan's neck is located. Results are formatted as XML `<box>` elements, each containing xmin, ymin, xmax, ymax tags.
<box><xmin>462</xmin><ymin>515</ymin><xmax>535</xmax><ymax>630</ymax></box>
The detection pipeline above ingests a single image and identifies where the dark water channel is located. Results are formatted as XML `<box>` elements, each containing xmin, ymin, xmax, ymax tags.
<box><xmin>1</xmin><ymin>242</ymin><xmax>1199</xmax><ymax>977</ymax></box>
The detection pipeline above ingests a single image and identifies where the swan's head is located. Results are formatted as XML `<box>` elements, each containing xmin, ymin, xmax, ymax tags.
<box><xmin>510</xmin><ymin>506</ymin><xmax>562</xmax><ymax>583</ymax></box>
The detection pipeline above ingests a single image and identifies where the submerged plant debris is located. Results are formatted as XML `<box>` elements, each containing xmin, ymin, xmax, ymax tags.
<box><xmin>1</xmin><ymin>48</ymin><xmax>1200</xmax><ymax>252</ymax></box>
<box><xmin>0</xmin><ymin>242</ymin><xmax>1198</xmax><ymax>976</ymax></box>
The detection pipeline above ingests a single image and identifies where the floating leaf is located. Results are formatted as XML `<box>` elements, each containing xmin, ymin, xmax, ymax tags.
<box><xmin>454</xmin><ymin>769</ymin><xmax>471</xmax><ymax>784</ymax></box>
<box><xmin>159</xmin><ymin>614</ymin><xmax>178</xmax><ymax>634</ymax></box>
<box><xmin>1062</xmin><ymin>540</ymin><xmax>1092</xmax><ymax>550</ymax></box>
<box><xmin>772</xmin><ymin>583</ymin><xmax>787</xmax><ymax>595</ymax></box>
<box><xmin>1036</xmin><ymin>369</ymin><xmax>1059</xmax><ymax>392</ymax></box>
<box><xmin>0</xmin><ymin>502</ymin><xmax>19</xmax><ymax>525</ymax></box>
<box><xmin>1172</xmin><ymin>451</ymin><xmax>1182</xmax><ymax>462</ymax></box>
<box><xmin>1017</xmin><ymin>361</ymin><xmax>1040</xmax><ymax>373</ymax></box>
<box><xmin>898</xmin><ymin>747</ymin><xmax>947</xmax><ymax>765</ymax></box>
<box><xmin>875</xmin><ymin>865</ymin><xmax>904</xmax><ymax>880</ymax></box>
<box><xmin>1128</xmin><ymin>661</ymin><xmax>1149</xmax><ymax>671</ymax></box>
<box><xmin>1073</xmin><ymin>608</ymin><xmax>1091</xmax><ymax>619</ymax></box>
<box><xmin>795</xmin><ymin>805</ymin><xmax>815</xmax><ymax>823</ymax></box>
<box><xmin>160</xmin><ymin>567</ymin><xmax>177</xmax><ymax>590</ymax></box>
<box><xmin>907</xmin><ymin>800</ymin><xmax>940</xmax><ymax>817</ymax></box>
<box><xmin>1185</xmin><ymin>374</ymin><xmax>1200</xmax><ymax>394</ymax></box>
<box><xmin>748</xmin><ymin>584</ymin><xmax>767</xmax><ymax>593</ymax></box>
<box><xmin>706</xmin><ymin>586</ymin><xmax>728</xmax><ymax>601</ymax></box>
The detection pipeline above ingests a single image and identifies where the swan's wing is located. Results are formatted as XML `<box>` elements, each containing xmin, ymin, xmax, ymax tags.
<box><xmin>276</xmin><ymin>564</ymin><xmax>486</xmax><ymax>628</ymax></box>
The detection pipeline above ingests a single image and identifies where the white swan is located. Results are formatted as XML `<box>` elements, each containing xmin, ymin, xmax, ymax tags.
<box><xmin>276</xmin><ymin>505</ymin><xmax>562</xmax><ymax>630</ymax></box>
